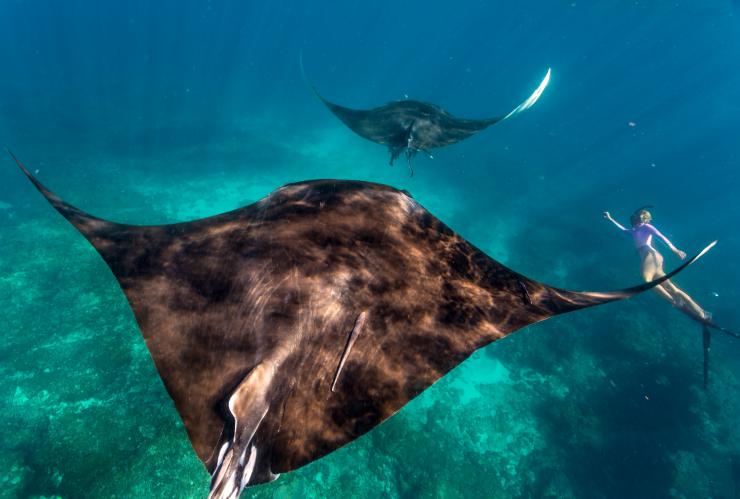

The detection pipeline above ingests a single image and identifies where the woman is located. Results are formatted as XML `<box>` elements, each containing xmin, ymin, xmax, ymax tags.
<box><xmin>603</xmin><ymin>207</ymin><xmax>710</xmax><ymax>320</ymax></box>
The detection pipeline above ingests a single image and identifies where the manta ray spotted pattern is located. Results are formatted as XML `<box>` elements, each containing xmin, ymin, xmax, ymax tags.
<box><xmin>10</xmin><ymin>152</ymin><xmax>712</xmax><ymax>499</ymax></box>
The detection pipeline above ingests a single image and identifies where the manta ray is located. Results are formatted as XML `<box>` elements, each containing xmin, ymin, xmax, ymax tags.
<box><xmin>308</xmin><ymin>66</ymin><xmax>551</xmax><ymax>175</ymax></box>
<box><xmin>11</xmin><ymin>151</ymin><xmax>713</xmax><ymax>499</ymax></box>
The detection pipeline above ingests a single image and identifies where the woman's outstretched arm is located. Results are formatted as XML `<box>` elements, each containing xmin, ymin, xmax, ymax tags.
<box><xmin>647</xmin><ymin>224</ymin><xmax>687</xmax><ymax>259</ymax></box>
<box><xmin>603</xmin><ymin>211</ymin><xmax>628</xmax><ymax>231</ymax></box>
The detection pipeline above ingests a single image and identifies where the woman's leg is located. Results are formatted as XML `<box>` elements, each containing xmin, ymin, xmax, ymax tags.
<box><xmin>660</xmin><ymin>279</ymin><xmax>708</xmax><ymax>319</ymax></box>
<box><xmin>641</xmin><ymin>251</ymin><xmax>676</xmax><ymax>303</ymax></box>
<box><xmin>651</xmin><ymin>251</ymin><xmax>709</xmax><ymax>319</ymax></box>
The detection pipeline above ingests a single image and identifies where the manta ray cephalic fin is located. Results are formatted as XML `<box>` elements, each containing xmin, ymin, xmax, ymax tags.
<box><xmin>209</xmin><ymin>355</ymin><xmax>285</xmax><ymax>499</ymax></box>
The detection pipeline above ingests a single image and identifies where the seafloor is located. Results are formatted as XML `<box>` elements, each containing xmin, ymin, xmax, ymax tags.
<box><xmin>1</xmin><ymin>122</ymin><xmax>738</xmax><ymax>498</ymax></box>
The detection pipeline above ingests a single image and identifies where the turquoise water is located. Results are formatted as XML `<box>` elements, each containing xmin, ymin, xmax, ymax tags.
<box><xmin>1</xmin><ymin>1</ymin><xmax>739</xmax><ymax>497</ymax></box>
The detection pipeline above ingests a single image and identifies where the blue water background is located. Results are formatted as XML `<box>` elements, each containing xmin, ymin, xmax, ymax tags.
<box><xmin>0</xmin><ymin>1</ymin><xmax>739</xmax><ymax>497</ymax></box>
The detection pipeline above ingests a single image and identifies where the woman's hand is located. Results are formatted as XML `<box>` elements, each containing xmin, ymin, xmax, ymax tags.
<box><xmin>674</xmin><ymin>248</ymin><xmax>687</xmax><ymax>260</ymax></box>
<box><xmin>602</xmin><ymin>211</ymin><xmax>611</xmax><ymax>220</ymax></box>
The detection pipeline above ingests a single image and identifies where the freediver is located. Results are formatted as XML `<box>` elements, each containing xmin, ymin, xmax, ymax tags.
<box><xmin>603</xmin><ymin>207</ymin><xmax>711</xmax><ymax>321</ymax></box>
<box><xmin>604</xmin><ymin>207</ymin><xmax>739</xmax><ymax>389</ymax></box>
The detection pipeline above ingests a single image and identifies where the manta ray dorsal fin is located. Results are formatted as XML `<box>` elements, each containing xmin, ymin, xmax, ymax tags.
<box><xmin>502</xmin><ymin>68</ymin><xmax>551</xmax><ymax>120</ymax></box>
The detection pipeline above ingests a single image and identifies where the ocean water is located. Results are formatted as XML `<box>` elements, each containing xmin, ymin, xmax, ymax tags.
<box><xmin>1</xmin><ymin>1</ymin><xmax>739</xmax><ymax>497</ymax></box>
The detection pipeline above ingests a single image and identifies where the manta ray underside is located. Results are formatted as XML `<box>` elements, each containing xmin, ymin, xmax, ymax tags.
<box><xmin>309</xmin><ymin>68</ymin><xmax>551</xmax><ymax>175</ymax></box>
<box><xmin>11</xmin><ymin>152</ymin><xmax>713</xmax><ymax>499</ymax></box>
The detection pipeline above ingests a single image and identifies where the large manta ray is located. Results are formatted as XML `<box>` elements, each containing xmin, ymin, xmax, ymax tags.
<box><xmin>11</xmin><ymin>152</ymin><xmax>713</xmax><ymax>499</ymax></box>
<box><xmin>309</xmin><ymin>68</ymin><xmax>551</xmax><ymax>175</ymax></box>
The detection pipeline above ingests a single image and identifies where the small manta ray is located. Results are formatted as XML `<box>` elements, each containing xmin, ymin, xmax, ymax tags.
<box><xmin>10</xmin><ymin>151</ymin><xmax>713</xmax><ymax>499</ymax></box>
<box><xmin>306</xmin><ymin>64</ymin><xmax>551</xmax><ymax>176</ymax></box>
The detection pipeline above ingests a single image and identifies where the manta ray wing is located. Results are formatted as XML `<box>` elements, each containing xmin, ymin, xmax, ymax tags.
<box><xmin>11</xmin><ymin>151</ymin><xmax>711</xmax><ymax>498</ymax></box>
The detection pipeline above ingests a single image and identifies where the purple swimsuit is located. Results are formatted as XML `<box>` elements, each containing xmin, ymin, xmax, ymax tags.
<box><xmin>624</xmin><ymin>223</ymin><xmax>676</xmax><ymax>252</ymax></box>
